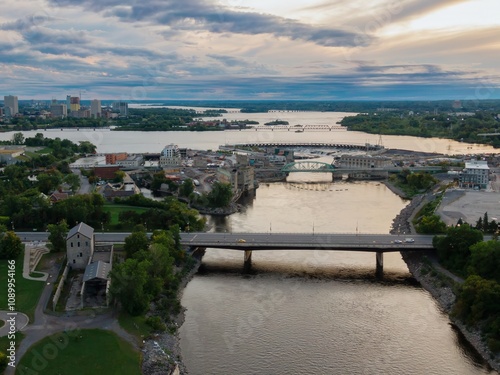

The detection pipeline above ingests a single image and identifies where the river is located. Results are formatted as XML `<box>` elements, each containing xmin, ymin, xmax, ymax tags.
<box><xmin>0</xmin><ymin>110</ymin><xmax>498</xmax><ymax>155</ymax></box>
<box><xmin>2</xmin><ymin>110</ymin><xmax>499</xmax><ymax>374</ymax></box>
<box><xmin>179</xmin><ymin>178</ymin><xmax>496</xmax><ymax>375</ymax></box>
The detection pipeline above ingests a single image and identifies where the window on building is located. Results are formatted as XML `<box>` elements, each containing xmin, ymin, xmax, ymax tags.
<box><xmin>73</xmin><ymin>259</ymin><xmax>75</xmax><ymax>264</ymax></box>
<box><xmin>77</xmin><ymin>242</ymin><xmax>80</xmax><ymax>247</ymax></box>
<box><xmin>80</xmin><ymin>252</ymin><xmax>83</xmax><ymax>257</ymax></box>
<box><xmin>71</xmin><ymin>242</ymin><xmax>73</xmax><ymax>247</ymax></box>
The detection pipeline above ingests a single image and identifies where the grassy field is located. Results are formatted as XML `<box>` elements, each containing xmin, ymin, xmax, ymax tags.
<box><xmin>0</xmin><ymin>250</ymin><xmax>46</xmax><ymax>322</ymax></box>
<box><xmin>103</xmin><ymin>204</ymin><xmax>149</xmax><ymax>226</ymax></box>
<box><xmin>16</xmin><ymin>329</ymin><xmax>141</xmax><ymax>375</ymax></box>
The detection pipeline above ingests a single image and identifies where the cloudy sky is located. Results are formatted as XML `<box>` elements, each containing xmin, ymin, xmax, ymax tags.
<box><xmin>1</xmin><ymin>0</ymin><xmax>499</xmax><ymax>100</ymax></box>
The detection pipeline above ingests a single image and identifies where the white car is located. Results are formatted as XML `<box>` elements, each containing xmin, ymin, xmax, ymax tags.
<box><xmin>404</xmin><ymin>238</ymin><xmax>415</xmax><ymax>243</ymax></box>
<box><xmin>394</xmin><ymin>239</ymin><xmax>403</xmax><ymax>244</ymax></box>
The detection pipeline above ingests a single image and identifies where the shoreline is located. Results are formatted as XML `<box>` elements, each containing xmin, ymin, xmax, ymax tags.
<box><xmin>142</xmin><ymin>257</ymin><xmax>202</xmax><ymax>375</ymax></box>
<box><xmin>390</xmin><ymin>188</ymin><xmax>500</xmax><ymax>373</ymax></box>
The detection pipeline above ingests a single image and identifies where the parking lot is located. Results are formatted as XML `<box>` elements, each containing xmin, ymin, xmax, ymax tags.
<box><xmin>436</xmin><ymin>189</ymin><xmax>500</xmax><ymax>226</ymax></box>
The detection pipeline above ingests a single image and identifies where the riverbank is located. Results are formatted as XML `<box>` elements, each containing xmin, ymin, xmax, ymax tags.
<box><xmin>142</xmin><ymin>257</ymin><xmax>202</xmax><ymax>375</ymax></box>
<box><xmin>393</xmin><ymin>193</ymin><xmax>500</xmax><ymax>373</ymax></box>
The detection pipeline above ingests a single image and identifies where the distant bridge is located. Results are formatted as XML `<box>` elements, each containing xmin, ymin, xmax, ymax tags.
<box><xmin>223</xmin><ymin>142</ymin><xmax>384</xmax><ymax>151</ymax></box>
<box><xmin>281</xmin><ymin>161</ymin><xmax>444</xmax><ymax>175</ymax></box>
<box><xmin>282</xmin><ymin>161</ymin><xmax>336</xmax><ymax>173</ymax></box>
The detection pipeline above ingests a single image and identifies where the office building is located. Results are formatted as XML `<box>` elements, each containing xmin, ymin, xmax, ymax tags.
<box><xmin>50</xmin><ymin>101</ymin><xmax>67</xmax><ymax>118</ymax></box>
<box><xmin>90</xmin><ymin>99</ymin><xmax>102</xmax><ymax>118</ymax></box>
<box><xmin>4</xmin><ymin>95</ymin><xmax>19</xmax><ymax>116</ymax></box>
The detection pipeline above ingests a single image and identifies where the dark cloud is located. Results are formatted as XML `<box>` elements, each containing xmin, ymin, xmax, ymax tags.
<box><xmin>47</xmin><ymin>0</ymin><xmax>371</xmax><ymax>47</ymax></box>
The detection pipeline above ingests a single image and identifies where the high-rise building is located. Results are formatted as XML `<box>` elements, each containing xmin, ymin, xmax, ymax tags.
<box><xmin>4</xmin><ymin>95</ymin><xmax>19</xmax><ymax>116</ymax></box>
<box><xmin>50</xmin><ymin>102</ymin><xmax>67</xmax><ymax>118</ymax></box>
<box><xmin>70</xmin><ymin>96</ymin><xmax>80</xmax><ymax>112</ymax></box>
<box><xmin>159</xmin><ymin>144</ymin><xmax>181</xmax><ymax>167</ymax></box>
<box><xmin>66</xmin><ymin>95</ymin><xmax>71</xmax><ymax>111</ymax></box>
<box><xmin>113</xmin><ymin>101</ymin><xmax>128</xmax><ymax>116</ymax></box>
<box><xmin>90</xmin><ymin>99</ymin><xmax>102</xmax><ymax>118</ymax></box>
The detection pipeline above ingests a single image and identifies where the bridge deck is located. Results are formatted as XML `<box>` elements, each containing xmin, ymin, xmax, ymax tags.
<box><xmin>180</xmin><ymin>233</ymin><xmax>435</xmax><ymax>252</ymax></box>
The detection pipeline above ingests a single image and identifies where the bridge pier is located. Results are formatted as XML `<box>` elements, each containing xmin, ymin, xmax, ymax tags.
<box><xmin>376</xmin><ymin>252</ymin><xmax>383</xmax><ymax>277</ymax></box>
<box><xmin>244</xmin><ymin>250</ymin><xmax>253</xmax><ymax>272</ymax></box>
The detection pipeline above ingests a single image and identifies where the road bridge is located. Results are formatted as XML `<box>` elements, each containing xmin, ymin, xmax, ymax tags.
<box><xmin>181</xmin><ymin>232</ymin><xmax>435</xmax><ymax>275</ymax></box>
<box><xmin>16</xmin><ymin>231</ymin><xmax>435</xmax><ymax>276</ymax></box>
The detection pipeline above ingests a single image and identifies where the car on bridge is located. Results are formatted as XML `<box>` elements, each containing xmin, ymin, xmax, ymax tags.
<box><xmin>238</xmin><ymin>239</ymin><xmax>246</xmax><ymax>243</ymax></box>
<box><xmin>394</xmin><ymin>239</ymin><xmax>403</xmax><ymax>244</ymax></box>
<box><xmin>404</xmin><ymin>238</ymin><xmax>415</xmax><ymax>243</ymax></box>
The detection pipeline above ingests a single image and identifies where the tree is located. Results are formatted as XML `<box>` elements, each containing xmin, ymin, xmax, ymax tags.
<box><xmin>12</xmin><ymin>132</ymin><xmax>24</xmax><ymax>145</ymax></box>
<box><xmin>475</xmin><ymin>217</ymin><xmax>483</xmax><ymax>231</ymax></box>
<box><xmin>207</xmin><ymin>182</ymin><xmax>233</xmax><ymax>208</ymax></box>
<box><xmin>108</xmin><ymin>258</ymin><xmax>151</xmax><ymax>316</ymax></box>
<box><xmin>47</xmin><ymin>220</ymin><xmax>69</xmax><ymax>252</ymax></box>
<box><xmin>433</xmin><ymin>224</ymin><xmax>483</xmax><ymax>275</ymax></box>
<box><xmin>483</xmin><ymin>212</ymin><xmax>489</xmax><ymax>232</ymax></box>
<box><xmin>468</xmin><ymin>241</ymin><xmax>500</xmax><ymax>283</ymax></box>
<box><xmin>124</xmin><ymin>228</ymin><xmax>149</xmax><ymax>258</ymax></box>
<box><xmin>113</xmin><ymin>170</ymin><xmax>126</xmax><ymax>183</ymax></box>
<box><xmin>0</xmin><ymin>231</ymin><xmax>23</xmax><ymax>259</ymax></box>
<box><xmin>179</xmin><ymin>179</ymin><xmax>194</xmax><ymax>198</ymax></box>
<box><xmin>63</xmin><ymin>173</ymin><xmax>81</xmax><ymax>193</ymax></box>
<box><xmin>416</xmin><ymin>214</ymin><xmax>447</xmax><ymax>234</ymax></box>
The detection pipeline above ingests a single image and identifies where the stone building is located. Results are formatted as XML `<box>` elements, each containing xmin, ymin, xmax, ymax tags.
<box><xmin>66</xmin><ymin>222</ymin><xmax>94</xmax><ymax>269</ymax></box>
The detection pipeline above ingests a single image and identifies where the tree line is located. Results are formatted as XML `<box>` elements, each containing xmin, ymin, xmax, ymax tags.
<box><xmin>433</xmin><ymin>225</ymin><xmax>500</xmax><ymax>352</ymax></box>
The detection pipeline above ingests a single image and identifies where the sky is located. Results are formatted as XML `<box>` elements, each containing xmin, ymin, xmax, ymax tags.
<box><xmin>1</xmin><ymin>0</ymin><xmax>499</xmax><ymax>101</ymax></box>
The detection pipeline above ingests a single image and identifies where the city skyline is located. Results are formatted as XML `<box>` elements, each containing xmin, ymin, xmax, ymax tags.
<box><xmin>1</xmin><ymin>0</ymin><xmax>499</xmax><ymax>100</ymax></box>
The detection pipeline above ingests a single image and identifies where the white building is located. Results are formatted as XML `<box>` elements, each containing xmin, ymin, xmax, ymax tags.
<box><xmin>116</xmin><ymin>155</ymin><xmax>144</xmax><ymax>168</ymax></box>
<box><xmin>459</xmin><ymin>160</ymin><xmax>490</xmax><ymax>189</ymax></box>
<box><xmin>159</xmin><ymin>144</ymin><xmax>182</xmax><ymax>167</ymax></box>
<box><xmin>4</xmin><ymin>95</ymin><xmax>19</xmax><ymax>116</ymax></box>
<box><xmin>90</xmin><ymin>99</ymin><xmax>102</xmax><ymax>118</ymax></box>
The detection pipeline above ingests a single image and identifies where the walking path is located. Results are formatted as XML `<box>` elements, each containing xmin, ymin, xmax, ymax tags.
<box><xmin>22</xmin><ymin>242</ymin><xmax>49</xmax><ymax>281</ymax></box>
<box><xmin>0</xmin><ymin>311</ymin><xmax>29</xmax><ymax>337</ymax></box>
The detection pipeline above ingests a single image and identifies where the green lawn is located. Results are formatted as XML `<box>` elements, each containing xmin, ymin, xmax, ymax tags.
<box><xmin>103</xmin><ymin>204</ymin><xmax>149</xmax><ymax>225</ymax></box>
<box><xmin>0</xmin><ymin>250</ymin><xmax>46</xmax><ymax>322</ymax></box>
<box><xmin>16</xmin><ymin>329</ymin><xmax>141</xmax><ymax>375</ymax></box>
